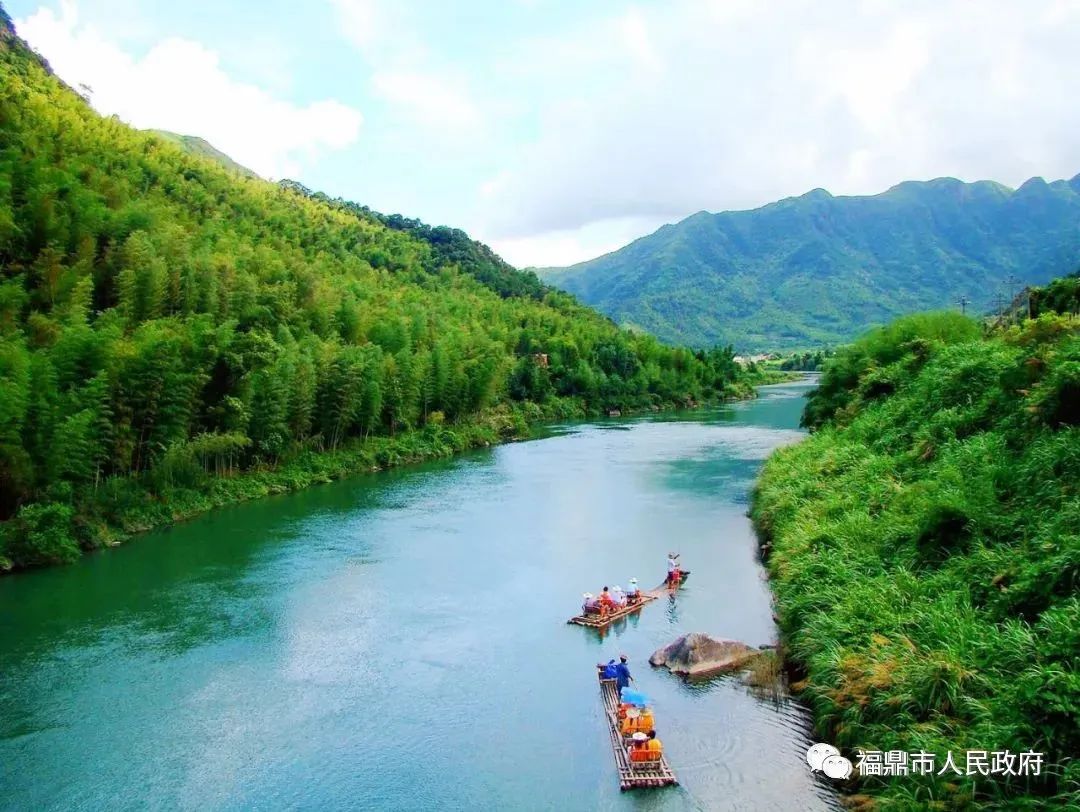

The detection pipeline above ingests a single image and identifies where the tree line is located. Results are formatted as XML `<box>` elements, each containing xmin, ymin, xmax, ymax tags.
<box><xmin>0</xmin><ymin>16</ymin><xmax>745</xmax><ymax>567</ymax></box>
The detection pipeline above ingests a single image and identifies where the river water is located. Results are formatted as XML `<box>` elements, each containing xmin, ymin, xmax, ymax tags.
<box><xmin>0</xmin><ymin>379</ymin><xmax>839</xmax><ymax>811</ymax></box>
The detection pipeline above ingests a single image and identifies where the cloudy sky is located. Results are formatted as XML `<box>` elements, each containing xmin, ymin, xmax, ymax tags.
<box><xmin>9</xmin><ymin>0</ymin><xmax>1080</xmax><ymax>267</ymax></box>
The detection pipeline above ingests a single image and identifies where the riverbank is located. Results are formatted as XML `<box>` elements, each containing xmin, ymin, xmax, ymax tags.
<box><xmin>750</xmin><ymin>369</ymin><xmax>803</xmax><ymax>385</ymax></box>
<box><xmin>0</xmin><ymin>373</ymin><xmax>835</xmax><ymax>811</ymax></box>
<box><xmin>1</xmin><ymin>376</ymin><xmax>772</xmax><ymax>573</ymax></box>
<box><xmin>751</xmin><ymin>312</ymin><xmax>1079</xmax><ymax>809</ymax></box>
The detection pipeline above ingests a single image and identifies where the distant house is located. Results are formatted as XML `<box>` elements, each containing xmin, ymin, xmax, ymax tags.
<box><xmin>733</xmin><ymin>353</ymin><xmax>774</xmax><ymax>366</ymax></box>
<box><xmin>533</xmin><ymin>353</ymin><xmax>550</xmax><ymax>367</ymax></box>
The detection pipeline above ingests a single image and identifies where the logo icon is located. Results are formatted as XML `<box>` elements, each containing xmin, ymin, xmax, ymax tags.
<box><xmin>807</xmin><ymin>743</ymin><xmax>853</xmax><ymax>780</ymax></box>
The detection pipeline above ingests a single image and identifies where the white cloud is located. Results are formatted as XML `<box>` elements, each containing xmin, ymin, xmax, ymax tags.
<box><xmin>487</xmin><ymin>216</ymin><xmax>668</xmax><ymax>268</ymax></box>
<box><xmin>477</xmin><ymin>0</ymin><xmax>1080</xmax><ymax>263</ymax></box>
<box><xmin>330</xmin><ymin>0</ymin><xmax>382</xmax><ymax>53</ymax></box>
<box><xmin>17</xmin><ymin>2</ymin><xmax>363</xmax><ymax>179</ymax></box>
<box><xmin>372</xmin><ymin>71</ymin><xmax>479</xmax><ymax>130</ymax></box>
<box><xmin>331</xmin><ymin>0</ymin><xmax>480</xmax><ymax>134</ymax></box>
<box><xmin>619</xmin><ymin>7</ymin><xmax>662</xmax><ymax>73</ymax></box>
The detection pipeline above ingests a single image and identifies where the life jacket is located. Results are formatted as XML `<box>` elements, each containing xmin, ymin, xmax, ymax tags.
<box><xmin>630</xmin><ymin>745</ymin><xmax>653</xmax><ymax>762</ymax></box>
<box><xmin>622</xmin><ymin>710</ymin><xmax>653</xmax><ymax>734</ymax></box>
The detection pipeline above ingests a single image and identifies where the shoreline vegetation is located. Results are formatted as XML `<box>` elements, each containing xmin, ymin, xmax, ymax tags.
<box><xmin>752</xmin><ymin>298</ymin><xmax>1079</xmax><ymax>809</ymax></box>
<box><xmin>0</xmin><ymin>383</ymin><xmax>771</xmax><ymax>574</ymax></box>
<box><xmin>0</xmin><ymin>10</ymin><xmax>769</xmax><ymax>574</ymax></box>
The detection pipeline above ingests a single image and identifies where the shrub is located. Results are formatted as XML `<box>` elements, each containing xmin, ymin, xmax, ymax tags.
<box><xmin>2</xmin><ymin>502</ymin><xmax>80</xmax><ymax>567</ymax></box>
<box><xmin>754</xmin><ymin>307</ymin><xmax>1080</xmax><ymax>807</ymax></box>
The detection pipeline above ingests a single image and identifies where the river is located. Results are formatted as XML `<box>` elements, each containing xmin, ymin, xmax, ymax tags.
<box><xmin>0</xmin><ymin>378</ymin><xmax>839</xmax><ymax>811</ymax></box>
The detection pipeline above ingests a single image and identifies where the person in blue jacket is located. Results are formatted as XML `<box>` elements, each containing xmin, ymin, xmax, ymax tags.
<box><xmin>600</xmin><ymin>659</ymin><xmax>619</xmax><ymax>680</ymax></box>
<box><xmin>614</xmin><ymin>655</ymin><xmax>633</xmax><ymax>692</ymax></box>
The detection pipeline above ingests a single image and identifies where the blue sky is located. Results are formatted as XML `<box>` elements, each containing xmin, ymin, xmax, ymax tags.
<box><xmin>9</xmin><ymin>0</ymin><xmax>1080</xmax><ymax>267</ymax></box>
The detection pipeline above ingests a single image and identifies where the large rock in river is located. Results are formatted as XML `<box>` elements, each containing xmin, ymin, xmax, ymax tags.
<box><xmin>649</xmin><ymin>633</ymin><xmax>760</xmax><ymax>677</ymax></box>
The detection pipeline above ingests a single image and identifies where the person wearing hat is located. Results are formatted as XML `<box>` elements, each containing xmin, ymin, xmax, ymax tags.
<box><xmin>626</xmin><ymin>578</ymin><xmax>640</xmax><ymax>605</ymax></box>
<box><xmin>628</xmin><ymin>731</ymin><xmax>650</xmax><ymax>762</ymax></box>
<box><xmin>621</xmin><ymin>703</ymin><xmax>655</xmax><ymax>736</ymax></box>
<box><xmin>666</xmin><ymin>552</ymin><xmax>681</xmax><ymax>586</ymax></box>
<box><xmin>582</xmin><ymin>593</ymin><xmax>599</xmax><ymax>614</ymax></box>
<box><xmin>611</xmin><ymin>585</ymin><xmax>627</xmax><ymax>607</ymax></box>
<box><xmin>614</xmin><ymin>655</ymin><xmax>633</xmax><ymax>692</ymax></box>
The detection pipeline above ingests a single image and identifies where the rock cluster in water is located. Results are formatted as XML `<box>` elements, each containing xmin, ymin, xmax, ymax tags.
<box><xmin>649</xmin><ymin>633</ymin><xmax>761</xmax><ymax>677</ymax></box>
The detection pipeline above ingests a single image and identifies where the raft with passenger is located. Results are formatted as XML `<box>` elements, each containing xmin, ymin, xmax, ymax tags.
<box><xmin>567</xmin><ymin>569</ymin><xmax>691</xmax><ymax>629</ymax></box>
<box><xmin>597</xmin><ymin>669</ymin><xmax>678</xmax><ymax>790</ymax></box>
<box><xmin>569</xmin><ymin>589</ymin><xmax>656</xmax><ymax>628</ymax></box>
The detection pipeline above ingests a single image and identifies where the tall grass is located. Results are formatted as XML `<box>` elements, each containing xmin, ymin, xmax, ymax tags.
<box><xmin>753</xmin><ymin>312</ymin><xmax>1080</xmax><ymax>809</ymax></box>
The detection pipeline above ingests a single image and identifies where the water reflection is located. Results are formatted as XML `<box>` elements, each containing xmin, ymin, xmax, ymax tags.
<box><xmin>0</xmin><ymin>379</ymin><xmax>838</xmax><ymax>811</ymax></box>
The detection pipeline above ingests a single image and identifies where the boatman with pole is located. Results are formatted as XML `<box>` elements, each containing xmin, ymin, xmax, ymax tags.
<box><xmin>614</xmin><ymin>655</ymin><xmax>633</xmax><ymax>693</ymax></box>
<box><xmin>666</xmin><ymin>552</ymin><xmax>681</xmax><ymax>586</ymax></box>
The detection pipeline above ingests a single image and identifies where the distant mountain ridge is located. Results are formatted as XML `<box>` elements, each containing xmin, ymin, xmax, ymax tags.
<box><xmin>538</xmin><ymin>175</ymin><xmax>1080</xmax><ymax>350</ymax></box>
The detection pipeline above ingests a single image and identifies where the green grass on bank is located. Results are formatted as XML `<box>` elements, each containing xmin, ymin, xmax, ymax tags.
<box><xmin>752</xmin><ymin>310</ymin><xmax>1079</xmax><ymax>809</ymax></box>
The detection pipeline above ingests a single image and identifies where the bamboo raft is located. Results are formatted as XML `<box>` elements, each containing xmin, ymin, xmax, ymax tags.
<box><xmin>567</xmin><ymin>571</ymin><xmax>691</xmax><ymax>629</ymax></box>
<box><xmin>568</xmin><ymin>593</ymin><xmax>657</xmax><ymax>628</ymax></box>
<box><xmin>598</xmin><ymin>674</ymin><xmax>678</xmax><ymax>790</ymax></box>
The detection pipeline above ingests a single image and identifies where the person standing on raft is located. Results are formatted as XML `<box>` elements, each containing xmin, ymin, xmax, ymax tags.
<box><xmin>666</xmin><ymin>552</ymin><xmax>681</xmax><ymax>586</ymax></box>
<box><xmin>614</xmin><ymin>655</ymin><xmax>633</xmax><ymax>692</ymax></box>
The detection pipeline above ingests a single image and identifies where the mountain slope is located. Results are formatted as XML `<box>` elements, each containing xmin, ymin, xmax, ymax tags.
<box><xmin>149</xmin><ymin>130</ymin><xmax>258</xmax><ymax>178</ymax></box>
<box><xmin>540</xmin><ymin>177</ymin><xmax>1080</xmax><ymax>350</ymax></box>
<box><xmin>0</xmin><ymin>6</ymin><xmax>745</xmax><ymax>569</ymax></box>
<box><xmin>278</xmin><ymin>180</ymin><xmax>547</xmax><ymax>300</ymax></box>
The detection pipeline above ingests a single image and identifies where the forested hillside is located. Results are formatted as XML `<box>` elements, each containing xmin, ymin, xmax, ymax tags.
<box><xmin>753</xmin><ymin>304</ymin><xmax>1079</xmax><ymax>808</ymax></box>
<box><xmin>149</xmin><ymin>130</ymin><xmax>258</xmax><ymax>179</ymax></box>
<box><xmin>0</xmin><ymin>8</ymin><xmax>744</xmax><ymax>570</ymax></box>
<box><xmin>1031</xmin><ymin>270</ymin><xmax>1080</xmax><ymax>318</ymax></box>
<box><xmin>540</xmin><ymin>178</ymin><xmax>1080</xmax><ymax>350</ymax></box>
<box><xmin>277</xmin><ymin>180</ymin><xmax>547</xmax><ymax>300</ymax></box>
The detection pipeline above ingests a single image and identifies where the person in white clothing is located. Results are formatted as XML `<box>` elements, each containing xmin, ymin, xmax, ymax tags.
<box><xmin>666</xmin><ymin>552</ymin><xmax>681</xmax><ymax>585</ymax></box>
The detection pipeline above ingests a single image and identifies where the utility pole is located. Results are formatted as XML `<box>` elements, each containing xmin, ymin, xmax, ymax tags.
<box><xmin>991</xmin><ymin>293</ymin><xmax>1007</xmax><ymax>320</ymax></box>
<box><xmin>1004</xmin><ymin>274</ymin><xmax>1022</xmax><ymax>302</ymax></box>
<box><xmin>956</xmin><ymin>296</ymin><xmax>971</xmax><ymax>315</ymax></box>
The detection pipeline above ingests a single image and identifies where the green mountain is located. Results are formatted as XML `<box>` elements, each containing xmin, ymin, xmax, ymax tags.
<box><xmin>0</xmin><ymin>7</ymin><xmax>746</xmax><ymax>569</ymax></box>
<box><xmin>149</xmin><ymin>130</ymin><xmax>258</xmax><ymax>178</ymax></box>
<box><xmin>277</xmin><ymin>180</ymin><xmax>547</xmax><ymax>300</ymax></box>
<box><xmin>539</xmin><ymin>177</ymin><xmax>1080</xmax><ymax>350</ymax></box>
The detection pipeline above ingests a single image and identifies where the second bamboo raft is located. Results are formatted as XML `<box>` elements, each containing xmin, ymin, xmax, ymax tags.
<box><xmin>598</xmin><ymin>674</ymin><xmax>678</xmax><ymax>790</ymax></box>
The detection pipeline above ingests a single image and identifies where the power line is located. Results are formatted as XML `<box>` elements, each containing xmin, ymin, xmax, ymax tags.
<box><xmin>1004</xmin><ymin>274</ymin><xmax>1022</xmax><ymax>302</ymax></box>
<box><xmin>991</xmin><ymin>293</ymin><xmax>1007</xmax><ymax>319</ymax></box>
